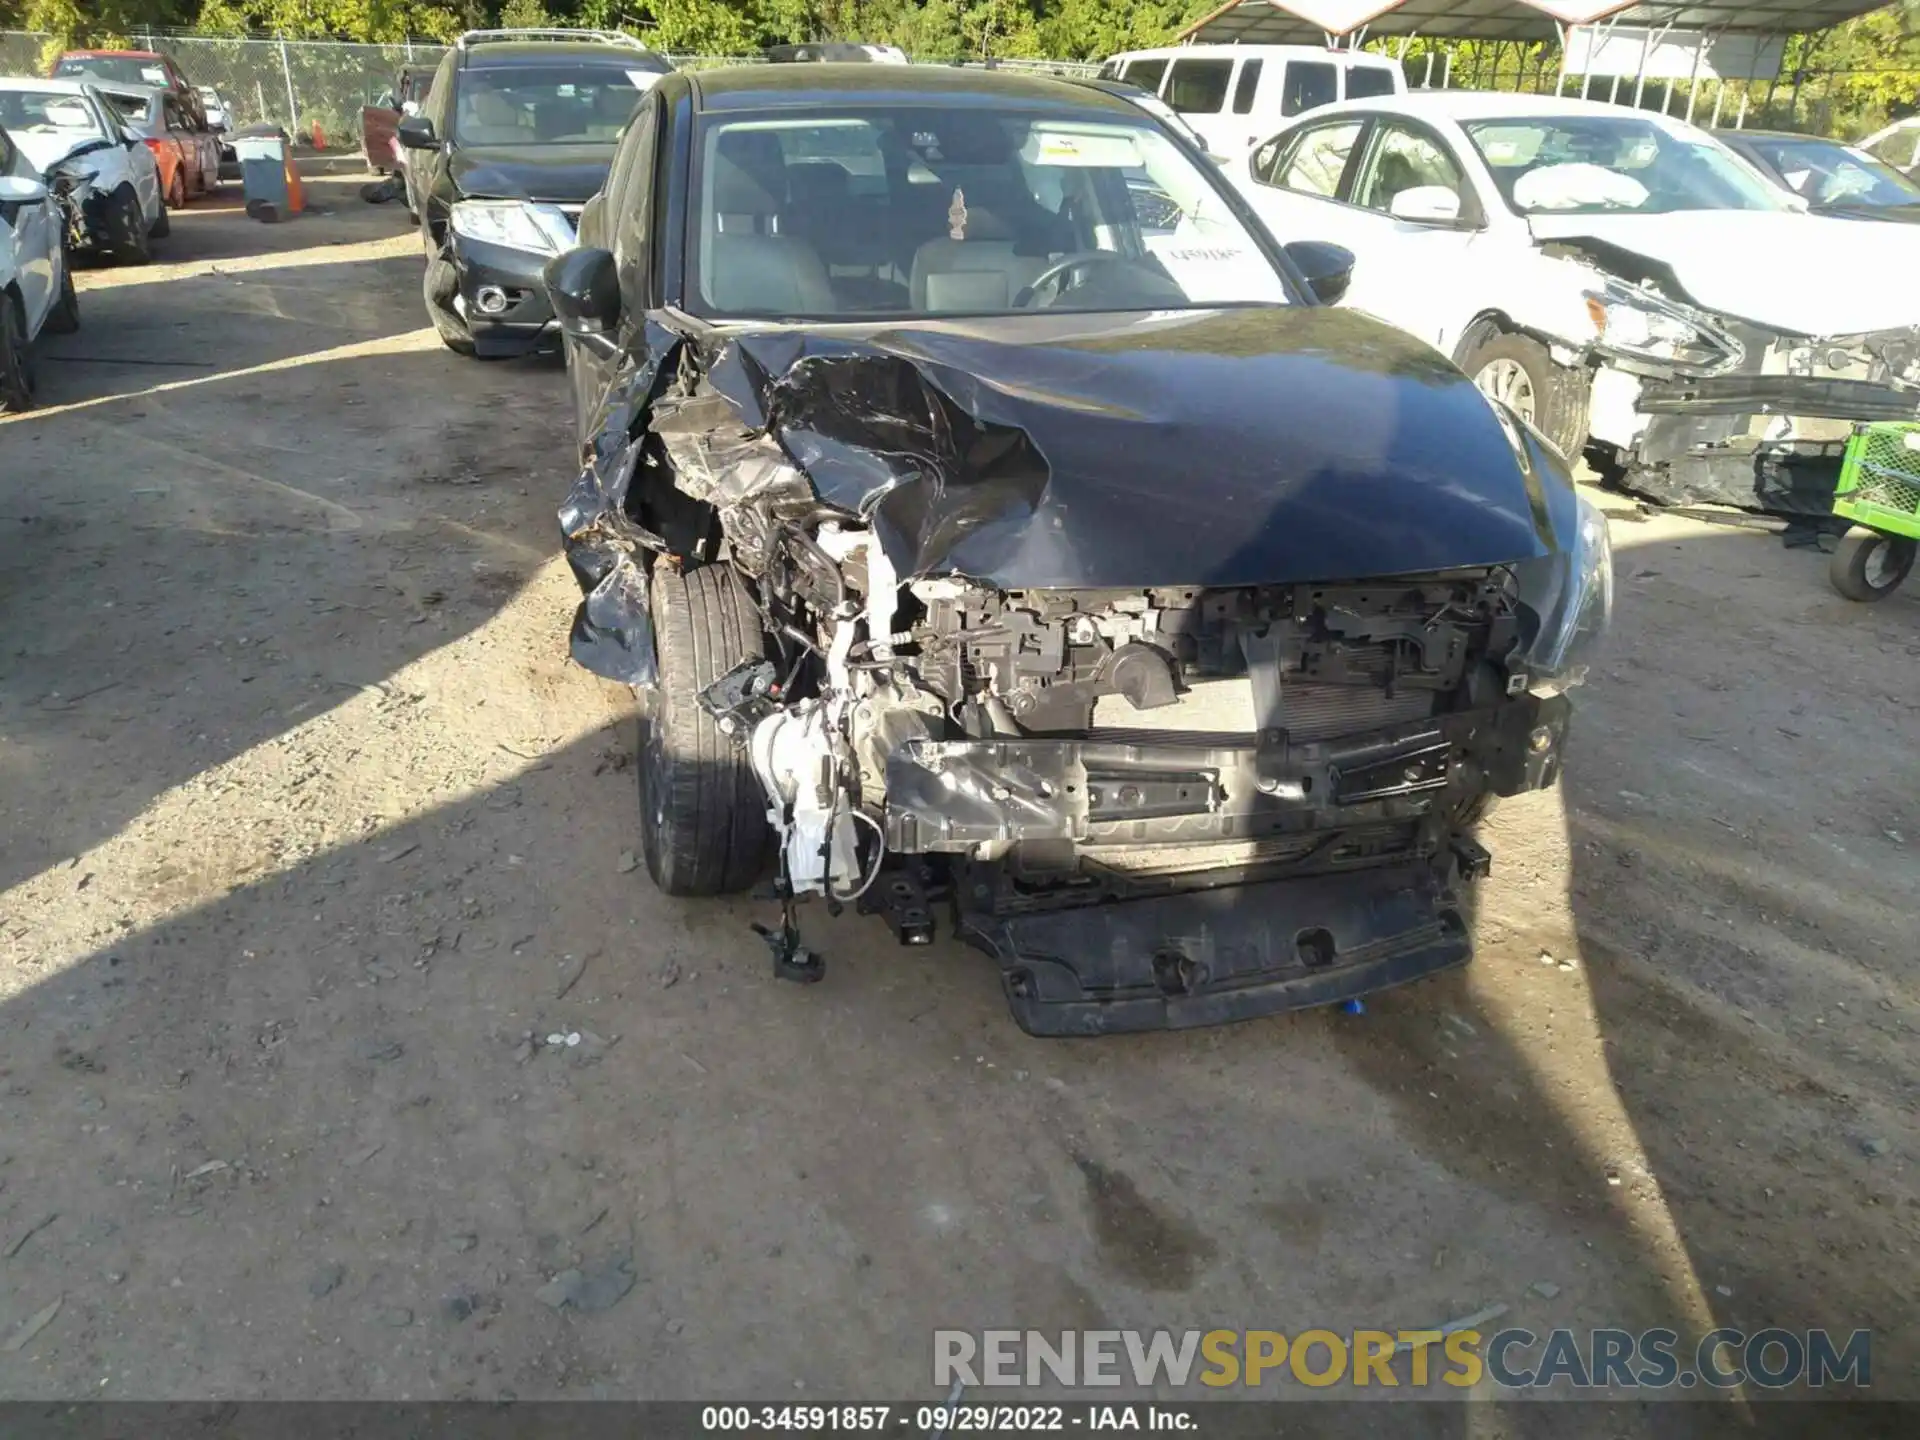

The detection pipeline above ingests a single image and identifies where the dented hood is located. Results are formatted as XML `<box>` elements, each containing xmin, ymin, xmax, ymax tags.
<box><xmin>1528</xmin><ymin>210</ymin><xmax>1920</xmax><ymax>335</ymax></box>
<box><xmin>716</xmin><ymin>307</ymin><xmax>1575</xmax><ymax>589</ymax></box>
<box><xmin>448</xmin><ymin>142</ymin><xmax>614</xmax><ymax>203</ymax></box>
<box><xmin>12</xmin><ymin>130</ymin><xmax>112</xmax><ymax>175</ymax></box>
<box><xmin>561</xmin><ymin>305</ymin><xmax>1580</xmax><ymax>684</ymax></box>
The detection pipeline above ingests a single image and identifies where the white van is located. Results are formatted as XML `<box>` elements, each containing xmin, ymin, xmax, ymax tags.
<box><xmin>1099</xmin><ymin>45</ymin><xmax>1404</xmax><ymax>157</ymax></box>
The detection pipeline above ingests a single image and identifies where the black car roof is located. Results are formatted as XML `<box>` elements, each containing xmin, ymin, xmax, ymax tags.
<box><xmin>688</xmin><ymin>63</ymin><xmax>1142</xmax><ymax>116</ymax></box>
<box><xmin>464</xmin><ymin>42</ymin><xmax>670</xmax><ymax>70</ymax></box>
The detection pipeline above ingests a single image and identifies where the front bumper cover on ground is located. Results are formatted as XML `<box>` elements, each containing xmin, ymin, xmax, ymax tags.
<box><xmin>910</xmin><ymin>694</ymin><xmax>1567</xmax><ymax>1034</ymax></box>
<box><xmin>966</xmin><ymin>863</ymin><xmax>1470</xmax><ymax>1036</ymax></box>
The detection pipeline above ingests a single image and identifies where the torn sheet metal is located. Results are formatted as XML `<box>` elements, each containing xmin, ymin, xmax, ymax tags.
<box><xmin>560</xmin><ymin>306</ymin><xmax>1583</xmax><ymax>683</ymax></box>
<box><xmin>558</xmin><ymin>317</ymin><xmax>685</xmax><ymax>684</ymax></box>
<box><xmin>1620</xmin><ymin>324</ymin><xmax>1920</xmax><ymax>515</ymax></box>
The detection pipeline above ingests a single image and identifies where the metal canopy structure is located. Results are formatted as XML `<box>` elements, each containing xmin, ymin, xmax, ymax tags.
<box><xmin>1178</xmin><ymin>0</ymin><xmax>1560</xmax><ymax>45</ymax></box>
<box><xmin>1178</xmin><ymin>0</ymin><xmax>1897</xmax><ymax>45</ymax></box>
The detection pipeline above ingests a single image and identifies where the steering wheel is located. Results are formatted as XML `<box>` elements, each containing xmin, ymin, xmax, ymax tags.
<box><xmin>1013</xmin><ymin>251</ymin><xmax>1134</xmax><ymax>309</ymax></box>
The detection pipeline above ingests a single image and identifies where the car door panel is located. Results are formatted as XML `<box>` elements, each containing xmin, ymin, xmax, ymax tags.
<box><xmin>3</xmin><ymin>138</ymin><xmax>57</xmax><ymax>330</ymax></box>
<box><xmin>1236</xmin><ymin>118</ymin><xmax>1370</xmax><ymax>256</ymax></box>
<box><xmin>1337</xmin><ymin>120</ymin><xmax>1486</xmax><ymax>348</ymax></box>
<box><xmin>130</xmin><ymin>132</ymin><xmax>161</xmax><ymax>217</ymax></box>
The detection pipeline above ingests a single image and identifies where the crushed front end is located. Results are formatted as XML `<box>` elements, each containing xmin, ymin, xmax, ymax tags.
<box><xmin>1622</xmin><ymin>323</ymin><xmax>1920</xmax><ymax>515</ymax></box>
<box><xmin>46</xmin><ymin>153</ymin><xmax>138</xmax><ymax>257</ymax></box>
<box><xmin>560</xmin><ymin>310</ymin><xmax>1610</xmax><ymax>1034</ymax></box>
<box><xmin>1575</xmin><ymin>278</ymin><xmax>1920</xmax><ymax>516</ymax></box>
<box><xmin>841</xmin><ymin>577</ymin><xmax>1570</xmax><ymax>1034</ymax></box>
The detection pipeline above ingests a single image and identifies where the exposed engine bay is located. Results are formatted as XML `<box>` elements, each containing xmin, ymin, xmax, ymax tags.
<box><xmin>704</xmin><ymin>560</ymin><xmax>1546</xmax><ymax>889</ymax></box>
<box><xmin>690</xmin><ymin>542</ymin><xmax>1566</xmax><ymax>1033</ymax></box>
<box><xmin>559</xmin><ymin>309</ymin><xmax>1606</xmax><ymax>1033</ymax></box>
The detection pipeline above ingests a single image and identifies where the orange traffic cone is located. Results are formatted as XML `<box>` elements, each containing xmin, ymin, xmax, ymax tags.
<box><xmin>312</xmin><ymin>120</ymin><xmax>326</xmax><ymax>149</ymax></box>
<box><xmin>284</xmin><ymin>148</ymin><xmax>305</xmax><ymax>215</ymax></box>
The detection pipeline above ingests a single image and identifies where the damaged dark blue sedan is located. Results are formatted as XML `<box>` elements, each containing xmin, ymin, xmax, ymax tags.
<box><xmin>544</xmin><ymin>65</ymin><xmax>1613</xmax><ymax>1036</ymax></box>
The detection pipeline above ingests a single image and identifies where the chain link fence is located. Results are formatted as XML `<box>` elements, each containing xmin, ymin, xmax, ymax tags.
<box><xmin>3</xmin><ymin>30</ymin><xmax>448</xmax><ymax>144</ymax></box>
<box><xmin>4</xmin><ymin>31</ymin><xmax>1100</xmax><ymax>153</ymax></box>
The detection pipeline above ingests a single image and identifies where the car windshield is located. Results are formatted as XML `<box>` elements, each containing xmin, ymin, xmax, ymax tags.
<box><xmin>1742</xmin><ymin>135</ymin><xmax>1920</xmax><ymax>208</ymax></box>
<box><xmin>99</xmin><ymin>91</ymin><xmax>155</xmax><ymax>124</ymax></box>
<box><xmin>1121</xmin><ymin>90</ymin><xmax>1213</xmax><ymax>154</ymax></box>
<box><xmin>454</xmin><ymin>65</ymin><xmax>653</xmax><ymax>146</ymax></box>
<box><xmin>689</xmin><ymin>105</ymin><xmax>1293</xmax><ymax>319</ymax></box>
<box><xmin>1864</xmin><ymin>121</ymin><xmax>1920</xmax><ymax>171</ymax></box>
<box><xmin>0</xmin><ymin>89</ymin><xmax>105</xmax><ymax>140</ymax></box>
<box><xmin>54</xmin><ymin>55</ymin><xmax>168</xmax><ymax>87</ymax></box>
<box><xmin>99</xmin><ymin>92</ymin><xmax>155</xmax><ymax>127</ymax></box>
<box><xmin>1463</xmin><ymin>115</ymin><xmax>1790</xmax><ymax>215</ymax></box>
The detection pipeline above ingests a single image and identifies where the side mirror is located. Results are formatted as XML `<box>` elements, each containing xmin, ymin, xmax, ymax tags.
<box><xmin>1283</xmin><ymin>239</ymin><xmax>1354</xmax><ymax>305</ymax></box>
<box><xmin>544</xmin><ymin>246</ymin><xmax>621</xmax><ymax>351</ymax></box>
<box><xmin>1388</xmin><ymin>185</ymin><xmax>1464</xmax><ymax>225</ymax></box>
<box><xmin>396</xmin><ymin>114</ymin><xmax>437</xmax><ymax>149</ymax></box>
<box><xmin>0</xmin><ymin>176</ymin><xmax>50</xmax><ymax>205</ymax></box>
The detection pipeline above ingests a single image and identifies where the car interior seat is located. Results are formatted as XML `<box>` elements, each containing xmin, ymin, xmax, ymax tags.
<box><xmin>909</xmin><ymin>171</ymin><xmax>1064</xmax><ymax>312</ymax></box>
<box><xmin>1368</xmin><ymin>149</ymin><xmax>1420</xmax><ymax>209</ymax></box>
<box><xmin>591</xmin><ymin>83</ymin><xmax>638</xmax><ymax>140</ymax></box>
<box><xmin>705</xmin><ymin>148</ymin><xmax>834</xmax><ymax>315</ymax></box>
<box><xmin>460</xmin><ymin>87</ymin><xmax>526</xmax><ymax>145</ymax></box>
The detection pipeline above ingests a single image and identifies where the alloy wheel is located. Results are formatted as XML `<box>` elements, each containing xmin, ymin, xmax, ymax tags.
<box><xmin>1474</xmin><ymin>357</ymin><xmax>1536</xmax><ymax>423</ymax></box>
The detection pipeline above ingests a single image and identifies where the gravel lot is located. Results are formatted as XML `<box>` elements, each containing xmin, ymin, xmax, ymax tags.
<box><xmin>1</xmin><ymin>166</ymin><xmax>1915</xmax><ymax>1413</ymax></box>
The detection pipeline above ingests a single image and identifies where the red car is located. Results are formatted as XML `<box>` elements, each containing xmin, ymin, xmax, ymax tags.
<box><xmin>50</xmin><ymin>49</ymin><xmax>208</xmax><ymax>130</ymax></box>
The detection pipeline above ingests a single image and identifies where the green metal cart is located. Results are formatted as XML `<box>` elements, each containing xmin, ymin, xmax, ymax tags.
<box><xmin>1830</xmin><ymin>422</ymin><xmax>1920</xmax><ymax>602</ymax></box>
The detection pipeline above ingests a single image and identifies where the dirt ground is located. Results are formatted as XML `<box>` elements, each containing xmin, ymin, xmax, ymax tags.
<box><xmin>1</xmin><ymin>167</ymin><xmax>1915</xmax><ymax>1417</ymax></box>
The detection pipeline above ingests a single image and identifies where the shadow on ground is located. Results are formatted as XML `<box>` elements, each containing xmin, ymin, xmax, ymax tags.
<box><xmin>1</xmin><ymin>242</ymin><xmax>572</xmax><ymax>895</ymax></box>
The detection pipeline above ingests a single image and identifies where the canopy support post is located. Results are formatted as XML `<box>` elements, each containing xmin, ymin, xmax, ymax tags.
<box><xmin>1682</xmin><ymin>29</ymin><xmax>1709</xmax><ymax>124</ymax></box>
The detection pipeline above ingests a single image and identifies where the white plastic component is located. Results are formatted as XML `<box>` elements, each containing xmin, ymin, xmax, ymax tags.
<box><xmin>748</xmin><ymin>702</ymin><xmax>860</xmax><ymax>898</ymax></box>
<box><xmin>816</xmin><ymin>524</ymin><xmax>899</xmax><ymax>664</ymax></box>
<box><xmin>1585</xmin><ymin>365</ymin><xmax>1645</xmax><ymax>448</ymax></box>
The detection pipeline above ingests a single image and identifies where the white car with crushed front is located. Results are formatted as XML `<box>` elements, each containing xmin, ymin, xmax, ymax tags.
<box><xmin>0</xmin><ymin>78</ymin><xmax>164</xmax><ymax>264</ymax></box>
<box><xmin>0</xmin><ymin>118</ymin><xmax>81</xmax><ymax>412</ymax></box>
<box><xmin>1227</xmin><ymin>92</ymin><xmax>1920</xmax><ymax>517</ymax></box>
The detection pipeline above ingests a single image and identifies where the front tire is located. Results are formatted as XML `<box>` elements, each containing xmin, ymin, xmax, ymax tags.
<box><xmin>44</xmin><ymin>253</ymin><xmax>80</xmax><ymax>334</ymax></box>
<box><xmin>423</xmin><ymin>253</ymin><xmax>476</xmax><ymax>357</ymax></box>
<box><xmin>639</xmin><ymin>563</ymin><xmax>771</xmax><ymax>897</ymax></box>
<box><xmin>1461</xmin><ymin>330</ymin><xmax>1589</xmax><ymax>463</ymax></box>
<box><xmin>1829</xmin><ymin>527</ymin><xmax>1916</xmax><ymax>602</ymax></box>
<box><xmin>0</xmin><ymin>293</ymin><xmax>36</xmax><ymax>414</ymax></box>
<box><xmin>145</xmin><ymin>188</ymin><xmax>168</xmax><ymax>244</ymax></box>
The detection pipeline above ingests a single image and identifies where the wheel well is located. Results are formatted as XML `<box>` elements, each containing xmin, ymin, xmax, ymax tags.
<box><xmin>1451</xmin><ymin>311</ymin><xmax>1520</xmax><ymax>366</ymax></box>
<box><xmin>1454</xmin><ymin>310</ymin><xmax>1593</xmax><ymax>371</ymax></box>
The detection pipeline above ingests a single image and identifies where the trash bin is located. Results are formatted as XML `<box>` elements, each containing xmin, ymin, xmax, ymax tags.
<box><xmin>232</xmin><ymin>125</ymin><xmax>304</xmax><ymax>223</ymax></box>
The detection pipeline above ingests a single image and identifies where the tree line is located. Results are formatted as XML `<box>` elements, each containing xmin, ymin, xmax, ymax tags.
<box><xmin>0</xmin><ymin>0</ymin><xmax>1206</xmax><ymax>58</ymax></box>
<box><xmin>4</xmin><ymin>0</ymin><xmax>1917</xmax><ymax>136</ymax></box>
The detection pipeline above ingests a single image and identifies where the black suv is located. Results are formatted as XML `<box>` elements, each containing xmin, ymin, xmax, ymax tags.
<box><xmin>397</xmin><ymin>28</ymin><xmax>671</xmax><ymax>358</ymax></box>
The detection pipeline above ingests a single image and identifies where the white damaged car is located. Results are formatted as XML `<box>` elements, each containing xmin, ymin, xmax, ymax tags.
<box><xmin>0</xmin><ymin>118</ymin><xmax>81</xmax><ymax>412</ymax></box>
<box><xmin>0</xmin><ymin>78</ymin><xmax>165</xmax><ymax>265</ymax></box>
<box><xmin>1229</xmin><ymin>92</ymin><xmax>1920</xmax><ymax>516</ymax></box>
